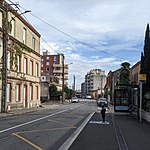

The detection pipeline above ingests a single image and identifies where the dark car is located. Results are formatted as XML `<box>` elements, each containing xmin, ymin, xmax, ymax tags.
<box><xmin>97</xmin><ymin>98</ymin><xmax>108</xmax><ymax>107</ymax></box>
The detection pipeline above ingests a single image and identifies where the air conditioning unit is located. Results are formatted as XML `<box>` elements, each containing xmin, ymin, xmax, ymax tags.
<box><xmin>41</xmin><ymin>76</ymin><xmax>46</xmax><ymax>81</ymax></box>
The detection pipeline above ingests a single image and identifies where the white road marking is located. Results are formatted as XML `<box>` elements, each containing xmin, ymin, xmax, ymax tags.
<box><xmin>89</xmin><ymin>121</ymin><xmax>109</xmax><ymax>124</ymax></box>
<box><xmin>0</xmin><ymin>104</ymin><xmax>84</xmax><ymax>134</ymax></box>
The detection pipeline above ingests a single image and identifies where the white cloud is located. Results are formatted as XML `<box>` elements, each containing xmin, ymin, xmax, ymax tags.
<box><xmin>9</xmin><ymin>0</ymin><xmax>150</xmax><ymax>89</ymax></box>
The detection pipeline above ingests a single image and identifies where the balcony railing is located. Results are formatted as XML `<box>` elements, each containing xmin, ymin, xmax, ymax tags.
<box><xmin>53</xmin><ymin>70</ymin><xmax>62</xmax><ymax>74</ymax></box>
<box><xmin>53</xmin><ymin>64</ymin><xmax>62</xmax><ymax>68</ymax></box>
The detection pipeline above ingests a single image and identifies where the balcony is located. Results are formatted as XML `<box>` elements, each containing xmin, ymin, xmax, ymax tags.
<box><xmin>65</xmin><ymin>64</ymin><xmax>68</xmax><ymax>69</ymax></box>
<box><xmin>53</xmin><ymin>64</ymin><xmax>62</xmax><ymax>68</ymax></box>
<box><xmin>64</xmin><ymin>69</ymin><xmax>68</xmax><ymax>74</ymax></box>
<box><xmin>53</xmin><ymin>70</ymin><xmax>62</xmax><ymax>74</ymax></box>
<box><xmin>64</xmin><ymin>75</ymin><xmax>68</xmax><ymax>80</ymax></box>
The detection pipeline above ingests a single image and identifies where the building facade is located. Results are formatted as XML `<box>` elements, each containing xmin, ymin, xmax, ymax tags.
<box><xmin>0</xmin><ymin>1</ymin><xmax>41</xmax><ymax>112</ymax></box>
<box><xmin>41</xmin><ymin>51</ymin><xmax>68</xmax><ymax>99</ymax></box>
<box><xmin>130</xmin><ymin>61</ymin><xmax>140</xmax><ymax>85</ymax></box>
<box><xmin>85</xmin><ymin>69</ymin><xmax>106</xmax><ymax>99</ymax></box>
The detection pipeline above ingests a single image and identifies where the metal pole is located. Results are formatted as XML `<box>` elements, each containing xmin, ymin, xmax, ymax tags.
<box><xmin>1</xmin><ymin>4</ymin><xmax>8</xmax><ymax>113</ymax></box>
<box><xmin>73</xmin><ymin>75</ymin><xmax>75</xmax><ymax>91</ymax></box>
<box><xmin>62</xmin><ymin>54</ymin><xmax>64</xmax><ymax>103</ymax></box>
<box><xmin>139</xmin><ymin>81</ymin><xmax>142</xmax><ymax>122</ymax></box>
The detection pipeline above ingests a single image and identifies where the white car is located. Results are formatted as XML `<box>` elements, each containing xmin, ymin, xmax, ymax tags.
<box><xmin>71</xmin><ymin>97</ymin><xmax>79</xmax><ymax>103</ymax></box>
<box><xmin>97</xmin><ymin>98</ymin><xmax>108</xmax><ymax>107</ymax></box>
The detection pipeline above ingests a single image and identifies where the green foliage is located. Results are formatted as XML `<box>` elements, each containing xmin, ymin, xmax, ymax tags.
<box><xmin>49</xmin><ymin>84</ymin><xmax>58</xmax><ymax>96</ymax></box>
<box><xmin>64</xmin><ymin>86</ymin><xmax>75</xmax><ymax>99</ymax></box>
<box><xmin>49</xmin><ymin>84</ymin><xmax>62</xmax><ymax>96</ymax></box>
<box><xmin>119</xmin><ymin>62</ymin><xmax>131</xmax><ymax>85</ymax></box>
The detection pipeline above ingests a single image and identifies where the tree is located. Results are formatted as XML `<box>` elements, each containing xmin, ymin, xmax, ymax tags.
<box><xmin>119</xmin><ymin>62</ymin><xmax>131</xmax><ymax>85</ymax></box>
<box><xmin>49</xmin><ymin>84</ymin><xmax>58</xmax><ymax>96</ymax></box>
<box><xmin>64</xmin><ymin>86</ymin><xmax>75</xmax><ymax>99</ymax></box>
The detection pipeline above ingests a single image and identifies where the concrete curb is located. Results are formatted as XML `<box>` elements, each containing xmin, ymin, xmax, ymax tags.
<box><xmin>0</xmin><ymin>104</ymin><xmax>61</xmax><ymax>118</ymax></box>
<box><xmin>58</xmin><ymin>112</ymin><xmax>95</xmax><ymax>150</ymax></box>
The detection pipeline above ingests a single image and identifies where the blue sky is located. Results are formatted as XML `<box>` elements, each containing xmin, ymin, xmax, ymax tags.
<box><xmin>7</xmin><ymin>0</ymin><xmax>150</xmax><ymax>90</ymax></box>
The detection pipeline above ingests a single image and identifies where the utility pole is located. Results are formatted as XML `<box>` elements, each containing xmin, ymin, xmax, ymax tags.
<box><xmin>73</xmin><ymin>75</ymin><xmax>75</xmax><ymax>91</ymax></box>
<box><xmin>1</xmin><ymin>3</ymin><xmax>8</xmax><ymax>113</ymax></box>
<box><xmin>62</xmin><ymin>54</ymin><xmax>65</xmax><ymax>103</ymax></box>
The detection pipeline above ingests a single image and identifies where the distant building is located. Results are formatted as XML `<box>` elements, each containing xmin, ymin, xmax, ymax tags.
<box><xmin>81</xmin><ymin>82</ymin><xmax>86</xmax><ymax>98</ymax></box>
<box><xmin>104</xmin><ymin>71</ymin><xmax>113</xmax><ymax>103</ymax></box>
<box><xmin>130</xmin><ymin>61</ymin><xmax>140</xmax><ymax>85</ymax></box>
<box><xmin>40</xmin><ymin>51</ymin><xmax>68</xmax><ymax>99</ymax></box>
<box><xmin>85</xmin><ymin>69</ymin><xmax>106</xmax><ymax>99</ymax></box>
<box><xmin>104</xmin><ymin>68</ymin><xmax>120</xmax><ymax>104</ymax></box>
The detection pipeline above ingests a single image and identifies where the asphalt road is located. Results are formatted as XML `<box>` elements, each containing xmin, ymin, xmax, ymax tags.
<box><xmin>0</xmin><ymin>101</ymin><xmax>97</xmax><ymax>150</ymax></box>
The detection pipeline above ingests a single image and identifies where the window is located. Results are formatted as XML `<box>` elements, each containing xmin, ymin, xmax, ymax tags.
<box><xmin>36</xmin><ymin>86</ymin><xmax>38</xmax><ymax>100</ymax></box>
<box><xmin>7</xmin><ymin>51</ymin><xmax>10</xmax><ymax>70</ymax></box>
<box><xmin>17</xmin><ymin>55</ymin><xmax>21</xmax><ymax>72</ymax></box>
<box><xmin>16</xmin><ymin>84</ymin><xmax>20</xmax><ymax>102</ymax></box>
<box><xmin>30</xmin><ymin>85</ymin><xmax>33</xmax><ymax>100</ymax></box>
<box><xmin>10</xmin><ymin>18</ymin><xmax>15</xmax><ymax>37</ymax></box>
<box><xmin>23</xmin><ymin>27</ymin><xmax>27</xmax><ymax>44</ymax></box>
<box><xmin>30</xmin><ymin>60</ymin><xmax>33</xmax><ymax>75</ymax></box>
<box><xmin>35</xmin><ymin>63</ymin><xmax>39</xmax><ymax>77</ymax></box>
<box><xmin>53</xmin><ymin>61</ymin><xmax>56</xmax><ymax>64</ymax></box>
<box><xmin>54</xmin><ymin>56</ymin><xmax>56</xmax><ymax>61</ymax></box>
<box><xmin>32</xmin><ymin>37</ymin><xmax>35</xmax><ymax>50</ymax></box>
<box><xmin>46</xmin><ymin>56</ymin><xmax>49</xmax><ymax>60</ymax></box>
<box><xmin>0</xmin><ymin>11</ymin><xmax>2</xmax><ymax>27</ymax></box>
<box><xmin>0</xmin><ymin>39</ymin><xmax>2</xmax><ymax>60</ymax></box>
<box><xmin>24</xmin><ymin>58</ymin><xmax>27</xmax><ymax>74</ymax></box>
<box><xmin>46</xmin><ymin>68</ymin><xmax>49</xmax><ymax>71</ymax></box>
<box><xmin>46</xmin><ymin>62</ymin><xmax>50</xmax><ymax>65</ymax></box>
<box><xmin>7</xmin><ymin>83</ymin><xmax>11</xmax><ymax>102</ymax></box>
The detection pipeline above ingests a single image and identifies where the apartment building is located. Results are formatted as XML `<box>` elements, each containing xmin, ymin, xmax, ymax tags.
<box><xmin>41</xmin><ymin>51</ymin><xmax>68</xmax><ymax>99</ymax></box>
<box><xmin>0</xmin><ymin>1</ymin><xmax>41</xmax><ymax>111</ymax></box>
<box><xmin>85</xmin><ymin>69</ymin><xmax>106</xmax><ymax>99</ymax></box>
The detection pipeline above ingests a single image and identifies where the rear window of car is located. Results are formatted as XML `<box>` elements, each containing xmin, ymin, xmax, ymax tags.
<box><xmin>98</xmin><ymin>98</ymin><xmax>107</xmax><ymax>101</ymax></box>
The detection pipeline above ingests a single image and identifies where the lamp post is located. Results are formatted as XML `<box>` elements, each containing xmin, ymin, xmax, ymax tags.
<box><xmin>1</xmin><ymin>3</ymin><xmax>31</xmax><ymax>112</ymax></box>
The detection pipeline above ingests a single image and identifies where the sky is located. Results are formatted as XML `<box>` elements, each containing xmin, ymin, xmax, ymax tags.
<box><xmin>7</xmin><ymin>0</ymin><xmax>150</xmax><ymax>90</ymax></box>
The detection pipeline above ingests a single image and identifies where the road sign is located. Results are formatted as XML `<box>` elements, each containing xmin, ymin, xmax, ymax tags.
<box><xmin>139</xmin><ymin>74</ymin><xmax>146</xmax><ymax>81</ymax></box>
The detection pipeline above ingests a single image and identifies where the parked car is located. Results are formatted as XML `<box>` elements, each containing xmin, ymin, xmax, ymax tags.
<box><xmin>71</xmin><ymin>97</ymin><xmax>79</xmax><ymax>103</ymax></box>
<box><xmin>97</xmin><ymin>98</ymin><xmax>108</xmax><ymax>107</ymax></box>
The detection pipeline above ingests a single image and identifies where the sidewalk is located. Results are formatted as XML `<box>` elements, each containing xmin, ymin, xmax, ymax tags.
<box><xmin>0</xmin><ymin>101</ymin><xmax>65</xmax><ymax>118</ymax></box>
<box><xmin>67</xmin><ymin>111</ymin><xmax>150</xmax><ymax>150</ymax></box>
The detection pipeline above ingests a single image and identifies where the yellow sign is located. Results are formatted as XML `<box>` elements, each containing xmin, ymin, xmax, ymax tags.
<box><xmin>139</xmin><ymin>74</ymin><xmax>146</xmax><ymax>81</ymax></box>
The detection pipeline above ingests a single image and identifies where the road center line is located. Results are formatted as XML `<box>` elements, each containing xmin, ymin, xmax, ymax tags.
<box><xmin>0</xmin><ymin>104</ymin><xmax>83</xmax><ymax>134</ymax></box>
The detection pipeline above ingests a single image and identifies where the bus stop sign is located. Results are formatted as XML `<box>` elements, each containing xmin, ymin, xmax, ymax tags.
<box><xmin>139</xmin><ymin>74</ymin><xmax>146</xmax><ymax>82</ymax></box>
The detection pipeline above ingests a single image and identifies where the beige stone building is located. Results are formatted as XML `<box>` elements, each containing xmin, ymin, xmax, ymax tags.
<box><xmin>0</xmin><ymin>1</ymin><xmax>41</xmax><ymax>111</ymax></box>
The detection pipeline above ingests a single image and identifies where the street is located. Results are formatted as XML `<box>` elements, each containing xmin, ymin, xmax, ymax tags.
<box><xmin>0</xmin><ymin>100</ymin><xmax>150</xmax><ymax>150</ymax></box>
<box><xmin>0</xmin><ymin>101</ymin><xmax>97</xmax><ymax>150</ymax></box>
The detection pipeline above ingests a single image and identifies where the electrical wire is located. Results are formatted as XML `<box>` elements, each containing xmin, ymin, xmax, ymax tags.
<box><xmin>15</xmin><ymin>4</ymin><xmax>129</xmax><ymax>61</ymax></box>
<box><xmin>8</xmin><ymin>0</ymin><xmax>133</xmax><ymax>62</ymax></box>
<box><xmin>7</xmin><ymin>0</ymin><xmax>58</xmax><ymax>54</ymax></box>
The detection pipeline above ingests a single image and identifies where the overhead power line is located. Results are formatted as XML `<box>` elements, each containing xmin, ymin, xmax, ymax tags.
<box><xmin>9</xmin><ymin>1</ymin><xmax>129</xmax><ymax>61</ymax></box>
